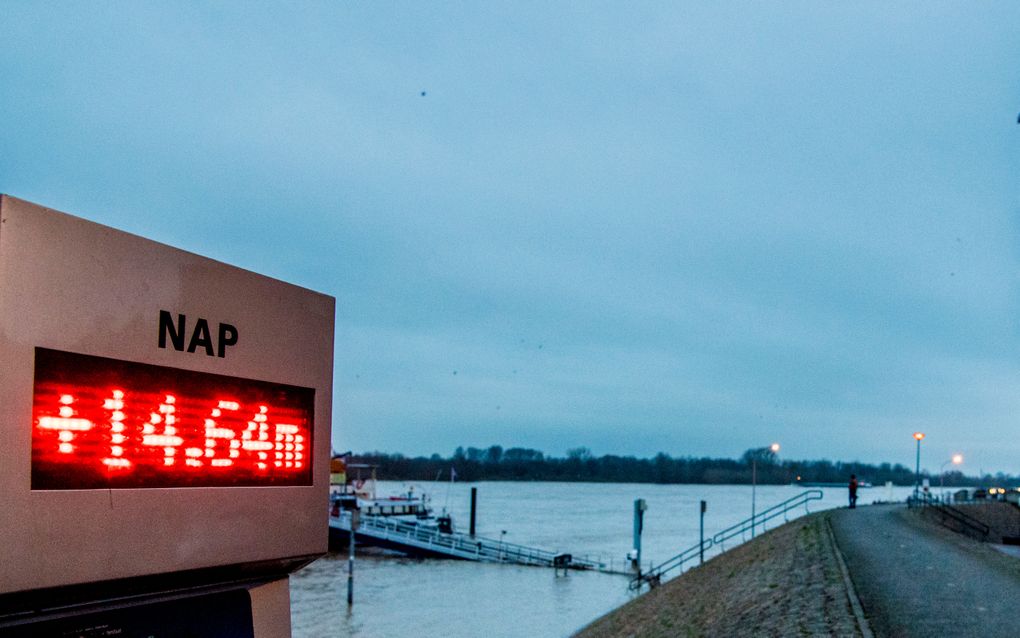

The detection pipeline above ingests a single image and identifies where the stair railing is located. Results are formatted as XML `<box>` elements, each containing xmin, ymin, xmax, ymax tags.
<box><xmin>630</xmin><ymin>489</ymin><xmax>824</xmax><ymax>590</ymax></box>
<box><xmin>910</xmin><ymin>492</ymin><xmax>989</xmax><ymax>541</ymax></box>
<box><xmin>712</xmin><ymin>489</ymin><xmax>824</xmax><ymax>548</ymax></box>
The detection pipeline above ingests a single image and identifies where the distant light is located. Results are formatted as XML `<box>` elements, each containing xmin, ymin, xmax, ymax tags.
<box><xmin>913</xmin><ymin>432</ymin><xmax>925</xmax><ymax>441</ymax></box>
<box><xmin>952</xmin><ymin>454</ymin><xmax>963</xmax><ymax>465</ymax></box>
<box><xmin>770</xmin><ymin>443</ymin><xmax>781</xmax><ymax>453</ymax></box>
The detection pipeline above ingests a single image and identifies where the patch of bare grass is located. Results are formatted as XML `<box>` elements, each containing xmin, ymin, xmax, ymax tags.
<box><xmin>574</xmin><ymin>512</ymin><xmax>860</xmax><ymax>638</ymax></box>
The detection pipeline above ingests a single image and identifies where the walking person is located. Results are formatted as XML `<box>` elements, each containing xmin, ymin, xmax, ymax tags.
<box><xmin>848</xmin><ymin>474</ymin><xmax>859</xmax><ymax>509</ymax></box>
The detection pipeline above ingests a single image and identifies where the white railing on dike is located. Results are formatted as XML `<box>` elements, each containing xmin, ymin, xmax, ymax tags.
<box><xmin>631</xmin><ymin>489</ymin><xmax>824</xmax><ymax>590</ymax></box>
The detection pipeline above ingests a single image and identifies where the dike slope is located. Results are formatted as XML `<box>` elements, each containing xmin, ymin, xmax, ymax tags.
<box><xmin>575</xmin><ymin>511</ymin><xmax>862</xmax><ymax>638</ymax></box>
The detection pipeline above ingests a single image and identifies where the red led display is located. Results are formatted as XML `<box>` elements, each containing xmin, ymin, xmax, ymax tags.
<box><xmin>31</xmin><ymin>347</ymin><xmax>315</xmax><ymax>489</ymax></box>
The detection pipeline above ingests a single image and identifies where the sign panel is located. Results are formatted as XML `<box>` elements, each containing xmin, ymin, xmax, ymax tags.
<box><xmin>0</xmin><ymin>195</ymin><xmax>335</xmax><ymax>594</ymax></box>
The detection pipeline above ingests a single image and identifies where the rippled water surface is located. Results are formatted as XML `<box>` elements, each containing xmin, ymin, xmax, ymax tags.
<box><xmin>291</xmin><ymin>481</ymin><xmax>917</xmax><ymax>637</ymax></box>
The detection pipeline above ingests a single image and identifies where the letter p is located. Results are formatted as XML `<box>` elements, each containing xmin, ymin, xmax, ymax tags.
<box><xmin>218</xmin><ymin>323</ymin><xmax>238</xmax><ymax>358</ymax></box>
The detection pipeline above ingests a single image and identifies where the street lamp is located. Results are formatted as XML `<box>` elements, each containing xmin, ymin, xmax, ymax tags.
<box><xmin>913</xmin><ymin>432</ymin><xmax>925</xmax><ymax>500</ymax></box>
<box><xmin>751</xmin><ymin>443</ymin><xmax>780</xmax><ymax>539</ymax></box>
<box><xmin>940</xmin><ymin>454</ymin><xmax>963</xmax><ymax>501</ymax></box>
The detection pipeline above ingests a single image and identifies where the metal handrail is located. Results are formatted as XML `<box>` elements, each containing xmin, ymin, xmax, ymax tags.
<box><xmin>628</xmin><ymin>538</ymin><xmax>713</xmax><ymax>590</ymax></box>
<box><xmin>331</xmin><ymin>510</ymin><xmax>607</xmax><ymax>569</ymax></box>
<box><xmin>712</xmin><ymin>489</ymin><xmax>823</xmax><ymax>547</ymax></box>
<box><xmin>631</xmin><ymin>490</ymin><xmax>824</xmax><ymax>590</ymax></box>
<box><xmin>374</xmin><ymin>517</ymin><xmax>561</xmax><ymax>561</ymax></box>
<box><xmin>911</xmin><ymin>492</ymin><xmax>990</xmax><ymax>540</ymax></box>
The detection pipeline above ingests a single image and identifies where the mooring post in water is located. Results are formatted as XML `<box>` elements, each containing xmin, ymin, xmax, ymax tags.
<box><xmin>469</xmin><ymin>487</ymin><xmax>477</xmax><ymax>536</ymax></box>
<box><xmin>699</xmin><ymin>500</ymin><xmax>707</xmax><ymax>565</ymax></box>
<box><xmin>347</xmin><ymin>510</ymin><xmax>358</xmax><ymax>606</ymax></box>
<box><xmin>632</xmin><ymin>499</ymin><xmax>647</xmax><ymax>576</ymax></box>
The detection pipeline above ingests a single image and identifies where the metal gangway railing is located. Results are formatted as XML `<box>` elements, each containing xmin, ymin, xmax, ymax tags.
<box><xmin>329</xmin><ymin>510</ymin><xmax>607</xmax><ymax>571</ymax></box>
<box><xmin>631</xmin><ymin>489</ymin><xmax>824</xmax><ymax>590</ymax></box>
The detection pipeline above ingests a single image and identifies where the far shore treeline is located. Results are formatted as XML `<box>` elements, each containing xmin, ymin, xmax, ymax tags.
<box><xmin>345</xmin><ymin>445</ymin><xmax>1016</xmax><ymax>487</ymax></box>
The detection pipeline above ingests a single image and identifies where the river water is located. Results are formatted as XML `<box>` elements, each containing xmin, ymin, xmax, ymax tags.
<box><xmin>290</xmin><ymin>481</ymin><xmax>918</xmax><ymax>637</ymax></box>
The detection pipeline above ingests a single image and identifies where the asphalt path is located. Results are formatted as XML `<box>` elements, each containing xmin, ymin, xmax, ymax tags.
<box><xmin>830</xmin><ymin>504</ymin><xmax>1020</xmax><ymax>638</ymax></box>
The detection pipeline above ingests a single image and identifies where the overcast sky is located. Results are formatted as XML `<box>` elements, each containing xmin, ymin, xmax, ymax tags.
<box><xmin>3</xmin><ymin>2</ymin><xmax>1018</xmax><ymax>472</ymax></box>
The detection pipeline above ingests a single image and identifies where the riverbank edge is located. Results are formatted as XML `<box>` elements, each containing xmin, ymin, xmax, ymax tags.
<box><xmin>573</xmin><ymin>510</ymin><xmax>865</xmax><ymax>637</ymax></box>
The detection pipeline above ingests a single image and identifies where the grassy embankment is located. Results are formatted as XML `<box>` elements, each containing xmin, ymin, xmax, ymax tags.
<box><xmin>575</xmin><ymin>512</ymin><xmax>861</xmax><ymax>638</ymax></box>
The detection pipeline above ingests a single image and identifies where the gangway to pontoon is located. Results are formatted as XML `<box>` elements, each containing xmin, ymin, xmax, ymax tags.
<box><xmin>329</xmin><ymin>510</ymin><xmax>619</xmax><ymax>573</ymax></box>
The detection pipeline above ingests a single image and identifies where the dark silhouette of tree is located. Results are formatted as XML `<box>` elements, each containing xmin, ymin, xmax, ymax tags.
<box><xmin>485</xmin><ymin>445</ymin><xmax>503</xmax><ymax>464</ymax></box>
<box><xmin>345</xmin><ymin>445</ymin><xmax>1011</xmax><ymax>487</ymax></box>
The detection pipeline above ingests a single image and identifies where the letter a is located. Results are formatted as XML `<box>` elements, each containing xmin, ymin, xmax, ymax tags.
<box><xmin>188</xmin><ymin>318</ymin><xmax>215</xmax><ymax>356</ymax></box>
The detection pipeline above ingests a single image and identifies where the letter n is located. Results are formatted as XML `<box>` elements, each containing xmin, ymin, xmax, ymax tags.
<box><xmin>159</xmin><ymin>310</ymin><xmax>186</xmax><ymax>351</ymax></box>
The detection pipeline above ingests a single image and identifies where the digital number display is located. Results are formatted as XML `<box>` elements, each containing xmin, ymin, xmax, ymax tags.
<box><xmin>31</xmin><ymin>348</ymin><xmax>314</xmax><ymax>489</ymax></box>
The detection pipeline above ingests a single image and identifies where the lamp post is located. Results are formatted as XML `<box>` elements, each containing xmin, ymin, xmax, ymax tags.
<box><xmin>751</xmin><ymin>443</ymin><xmax>780</xmax><ymax>539</ymax></box>
<box><xmin>940</xmin><ymin>454</ymin><xmax>963</xmax><ymax>501</ymax></box>
<box><xmin>913</xmin><ymin>432</ymin><xmax>925</xmax><ymax>500</ymax></box>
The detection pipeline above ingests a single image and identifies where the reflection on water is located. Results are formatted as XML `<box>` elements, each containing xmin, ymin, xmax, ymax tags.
<box><xmin>292</xmin><ymin>553</ymin><xmax>630</xmax><ymax>638</ymax></box>
<box><xmin>291</xmin><ymin>481</ymin><xmax>916</xmax><ymax>637</ymax></box>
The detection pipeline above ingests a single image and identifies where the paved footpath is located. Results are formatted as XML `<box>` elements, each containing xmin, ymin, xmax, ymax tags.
<box><xmin>829</xmin><ymin>504</ymin><xmax>1020</xmax><ymax>638</ymax></box>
